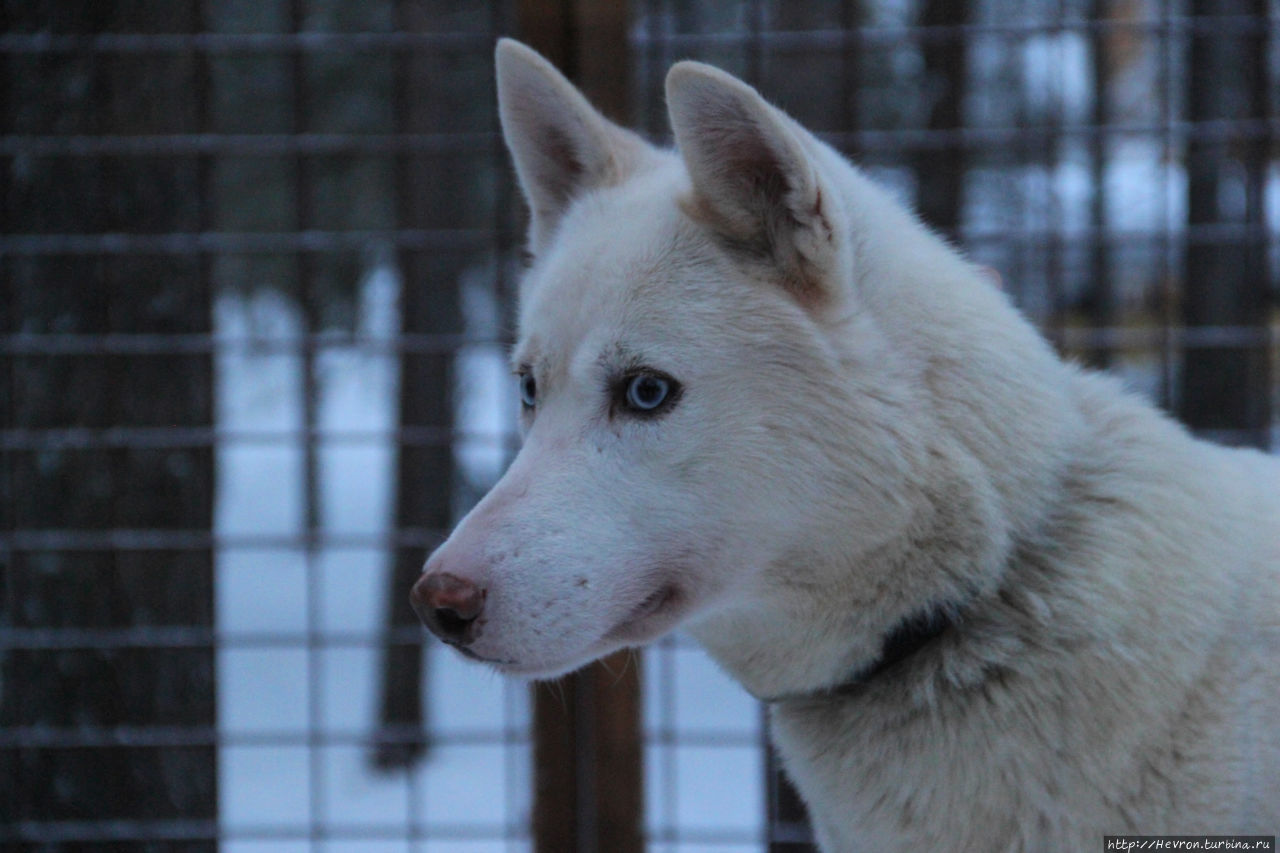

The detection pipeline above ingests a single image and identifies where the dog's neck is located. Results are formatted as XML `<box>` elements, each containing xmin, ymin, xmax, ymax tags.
<box><xmin>755</xmin><ymin>604</ymin><xmax>956</xmax><ymax>704</ymax></box>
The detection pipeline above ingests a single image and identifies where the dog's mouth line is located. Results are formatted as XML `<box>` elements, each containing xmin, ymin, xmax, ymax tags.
<box><xmin>605</xmin><ymin>584</ymin><xmax>681</xmax><ymax>641</ymax></box>
<box><xmin>450</xmin><ymin>643</ymin><xmax>518</xmax><ymax>666</ymax></box>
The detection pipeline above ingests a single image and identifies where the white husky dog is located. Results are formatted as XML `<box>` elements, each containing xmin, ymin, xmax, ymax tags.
<box><xmin>412</xmin><ymin>39</ymin><xmax>1280</xmax><ymax>851</ymax></box>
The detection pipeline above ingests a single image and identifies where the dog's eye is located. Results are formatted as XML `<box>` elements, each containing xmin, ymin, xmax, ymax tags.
<box><xmin>518</xmin><ymin>372</ymin><xmax>537</xmax><ymax>408</ymax></box>
<box><xmin>622</xmin><ymin>372</ymin><xmax>678</xmax><ymax>415</ymax></box>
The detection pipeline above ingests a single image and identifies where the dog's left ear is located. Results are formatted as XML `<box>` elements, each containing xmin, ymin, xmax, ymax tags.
<box><xmin>496</xmin><ymin>39</ymin><xmax>649</xmax><ymax>255</ymax></box>
<box><xmin>666</xmin><ymin>62</ymin><xmax>848</xmax><ymax>308</ymax></box>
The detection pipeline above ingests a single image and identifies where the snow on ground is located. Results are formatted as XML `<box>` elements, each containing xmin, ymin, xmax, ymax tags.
<box><xmin>212</xmin><ymin>261</ymin><xmax>764</xmax><ymax>852</ymax></box>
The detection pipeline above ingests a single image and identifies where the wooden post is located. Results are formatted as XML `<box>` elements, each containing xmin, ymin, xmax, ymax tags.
<box><xmin>515</xmin><ymin>2</ymin><xmax>644</xmax><ymax>851</ymax></box>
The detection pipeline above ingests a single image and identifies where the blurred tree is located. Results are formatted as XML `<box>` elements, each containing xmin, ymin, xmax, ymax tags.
<box><xmin>0</xmin><ymin>2</ymin><xmax>217</xmax><ymax>848</ymax></box>
<box><xmin>373</xmin><ymin>0</ymin><xmax>455</xmax><ymax>771</ymax></box>
<box><xmin>1082</xmin><ymin>0</ymin><xmax>1114</xmax><ymax>368</ymax></box>
<box><xmin>1180</xmin><ymin>0</ymin><xmax>1271</xmax><ymax>447</ymax></box>
<box><xmin>915</xmin><ymin>0</ymin><xmax>968</xmax><ymax>239</ymax></box>
<box><xmin>374</xmin><ymin>0</ymin><xmax>509</xmax><ymax>770</ymax></box>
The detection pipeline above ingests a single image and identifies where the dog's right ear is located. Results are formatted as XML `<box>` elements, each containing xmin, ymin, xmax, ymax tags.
<box><xmin>666</xmin><ymin>62</ymin><xmax>850</xmax><ymax>311</ymax></box>
<box><xmin>495</xmin><ymin>39</ymin><xmax>646</xmax><ymax>255</ymax></box>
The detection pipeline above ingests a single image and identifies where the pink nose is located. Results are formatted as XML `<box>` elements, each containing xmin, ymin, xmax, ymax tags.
<box><xmin>411</xmin><ymin>571</ymin><xmax>485</xmax><ymax>645</ymax></box>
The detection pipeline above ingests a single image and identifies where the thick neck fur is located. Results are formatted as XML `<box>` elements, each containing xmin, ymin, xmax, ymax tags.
<box><xmin>766</xmin><ymin>383</ymin><xmax>1276</xmax><ymax>849</ymax></box>
<box><xmin>688</xmin><ymin>150</ymin><xmax>1084</xmax><ymax>701</ymax></box>
<box><xmin>680</xmin><ymin>148</ymin><xmax>1278</xmax><ymax>850</ymax></box>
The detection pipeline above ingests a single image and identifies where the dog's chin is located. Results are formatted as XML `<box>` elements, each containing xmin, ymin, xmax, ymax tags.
<box><xmin>476</xmin><ymin>650</ymin><xmax>616</xmax><ymax>680</ymax></box>
<box><xmin>453</xmin><ymin>584</ymin><xmax>688</xmax><ymax>679</ymax></box>
<box><xmin>445</xmin><ymin>646</ymin><xmax>574</xmax><ymax>679</ymax></box>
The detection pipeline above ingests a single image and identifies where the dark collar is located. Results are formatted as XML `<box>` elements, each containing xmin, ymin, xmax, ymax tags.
<box><xmin>761</xmin><ymin>605</ymin><xmax>955</xmax><ymax>704</ymax></box>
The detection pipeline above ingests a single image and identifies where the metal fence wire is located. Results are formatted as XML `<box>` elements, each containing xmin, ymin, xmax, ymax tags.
<box><xmin>1</xmin><ymin>1</ymin><xmax>1276</xmax><ymax>852</ymax></box>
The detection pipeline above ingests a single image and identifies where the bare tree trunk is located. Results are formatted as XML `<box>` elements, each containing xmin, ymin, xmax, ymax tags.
<box><xmin>1082</xmin><ymin>0</ymin><xmax>1114</xmax><ymax>368</ymax></box>
<box><xmin>915</xmin><ymin>0</ymin><xmax>968</xmax><ymax>239</ymax></box>
<box><xmin>371</xmin><ymin>0</ymin><xmax>459</xmax><ymax>771</ymax></box>
<box><xmin>0</xmin><ymin>2</ymin><xmax>217</xmax><ymax>847</ymax></box>
<box><xmin>1180</xmin><ymin>0</ymin><xmax>1271</xmax><ymax>447</ymax></box>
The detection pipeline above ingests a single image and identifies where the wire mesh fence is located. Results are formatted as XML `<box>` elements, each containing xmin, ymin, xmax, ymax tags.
<box><xmin>2</xmin><ymin>1</ymin><xmax>1276</xmax><ymax>852</ymax></box>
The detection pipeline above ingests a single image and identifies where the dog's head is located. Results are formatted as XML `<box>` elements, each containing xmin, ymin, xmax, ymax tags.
<box><xmin>412</xmin><ymin>40</ymin><xmax>945</xmax><ymax>683</ymax></box>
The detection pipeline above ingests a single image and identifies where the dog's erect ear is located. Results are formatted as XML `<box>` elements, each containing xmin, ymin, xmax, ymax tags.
<box><xmin>496</xmin><ymin>39</ymin><xmax>647</xmax><ymax>254</ymax></box>
<box><xmin>666</xmin><ymin>62</ymin><xmax>847</xmax><ymax>307</ymax></box>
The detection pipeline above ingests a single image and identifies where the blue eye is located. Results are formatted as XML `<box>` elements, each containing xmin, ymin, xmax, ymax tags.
<box><xmin>519</xmin><ymin>373</ymin><xmax>537</xmax><ymax>408</ymax></box>
<box><xmin>624</xmin><ymin>373</ymin><xmax>674</xmax><ymax>413</ymax></box>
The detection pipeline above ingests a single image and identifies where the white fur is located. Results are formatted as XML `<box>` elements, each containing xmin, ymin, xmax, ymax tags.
<box><xmin>420</xmin><ymin>39</ymin><xmax>1280</xmax><ymax>851</ymax></box>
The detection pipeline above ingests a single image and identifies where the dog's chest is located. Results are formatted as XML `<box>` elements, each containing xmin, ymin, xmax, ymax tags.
<box><xmin>768</xmin><ymin>700</ymin><xmax>1077</xmax><ymax>853</ymax></box>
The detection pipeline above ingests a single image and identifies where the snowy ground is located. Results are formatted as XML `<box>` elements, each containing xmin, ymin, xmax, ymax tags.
<box><xmin>212</xmin><ymin>264</ymin><xmax>764</xmax><ymax>852</ymax></box>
